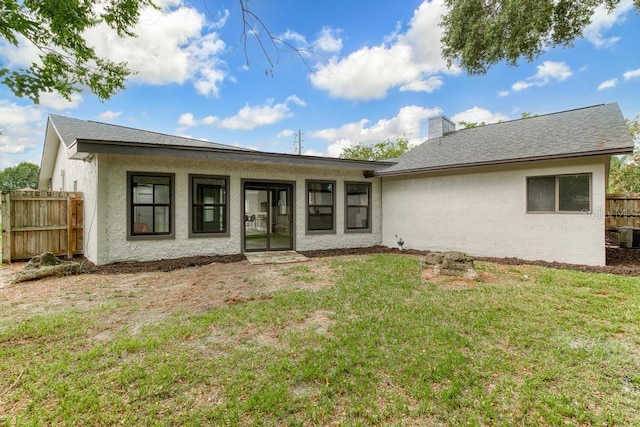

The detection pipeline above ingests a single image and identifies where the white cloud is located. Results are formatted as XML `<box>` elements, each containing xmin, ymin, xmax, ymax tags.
<box><xmin>178</xmin><ymin>96</ymin><xmax>304</xmax><ymax>131</ymax></box>
<box><xmin>178</xmin><ymin>112</ymin><xmax>198</xmax><ymax>127</ymax></box>
<box><xmin>98</xmin><ymin>110</ymin><xmax>122</xmax><ymax>121</ymax></box>
<box><xmin>0</xmin><ymin>101</ymin><xmax>44</xmax><ymax>159</ymax></box>
<box><xmin>277</xmin><ymin>129</ymin><xmax>295</xmax><ymax>138</ymax></box>
<box><xmin>399</xmin><ymin>76</ymin><xmax>444</xmax><ymax>93</ymax></box>
<box><xmin>597</xmin><ymin>78</ymin><xmax>618</xmax><ymax>90</ymax></box>
<box><xmin>303</xmin><ymin>148</ymin><xmax>326</xmax><ymax>157</ymax></box>
<box><xmin>280</xmin><ymin>26</ymin><xmax>343</xmax><ymax>55</ymax></box>
<box><xmin>313</xmin><ymin>27</ymin><xmax>343</xmax><ymax>54</ymax></box>
<box><xmin>512</xmin><ymin>61</ymin><xmax>572</xmax><ymax>92</ymax></box>
<box><xmin>624</xmin><ymin>68</ymin><xmax>640</xmax><ymax>80</ymax></box>
<box><xmin>0</xmin><ymin>34</ymin><xmax>41</xmax><ymax>68</ymax></box>
<box><xmin>202</xmin><ymin>115</ymin><xmax>218</xmax><ymax>125</ymax></box>
<box><xmin>37</xmin><ymin>92</ymin><xmax>83</xmax><ymax>110</ymax></box>
<box><xmin>310</xmin><ymin>105</ymin><xmax>442</xmax><ymax>157</ymax></box>
<box><xmin>84</xmin><ymin>1</ymin><xmax>228</xmax><ymax>97</ymax></box>
<box><xmin>497</xmin><ymin>90</ymin><xmax>510</xmax><ymax>97</ymax></box>
<box><xmin>310</xmin><ymin>0</ymin><xmax>458</xmax><ymax>100</ymax></box>
<box><xmin>451</xmin><ymin>107</ymin><xmax>509</xmax><ymax>126</ymax></box>
<box><xmin>281</xmin><ymin>30</ymin><xmax>308</xmax><ymax>46</ymax></box>
<box><xmin>584</xmin><ymin>0</ymin><xmax>634</xmax><ymax>48</ymax></box>
<box><xmin>219</xmin><ymin>100</ymin><xmax>296</xmax><ymax>131</ymax></box>
<box><xmin>177</xmin><ymin>112</ymin><xmax>218</xmax><ymax>129</ymax></box>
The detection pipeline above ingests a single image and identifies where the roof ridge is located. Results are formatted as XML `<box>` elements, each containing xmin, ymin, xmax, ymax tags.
<box><xmin>49</xmin><ymin>114</ymin><xmax>227</xmax><ymax>147</ymax></box>
<box><xmin>87</xmin><ymin>118</ymin><xmax>198</xmax><ymax>142</ymax></box>
<box><xmin>455</xmin><ymin>103</ymin><xmax>609</xmax><ymax>133</ymax></box>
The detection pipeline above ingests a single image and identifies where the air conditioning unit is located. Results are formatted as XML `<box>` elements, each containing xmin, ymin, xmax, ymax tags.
<box><xmin>618</xmin><ymin>226</ymin><xmax>640</xmax><ymax>248</ymax></box>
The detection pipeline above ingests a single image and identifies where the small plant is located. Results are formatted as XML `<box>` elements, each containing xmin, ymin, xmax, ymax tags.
<box><xmin>395</xmin><ymin>234</ymin><xmax>405</xmax><ymax>251</ymax></box>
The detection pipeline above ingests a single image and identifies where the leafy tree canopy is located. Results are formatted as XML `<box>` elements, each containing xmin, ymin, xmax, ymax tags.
<box><xmin>0</xmin><ymin>162</ymin><xmax>40</xmax><ymax>191</ymax></box>
<box><xmin>441</xmin><ymin>0</ymin><xmax>640</xmax><ymax>74</ymax></box>
<box><xmin>0</xmin><ymin>0</ymin><xmax>153</xmax><ymax>103</ymax></box>
<box><xmin>458</xmin><ymin>120</ymin><xmax>487</xmax><ymax>129</ymax></box>
<box><xmin>340</xmin><ymin>138</ymin><xmax>412</xmax><ymax>161</ymax></box>
<box><xmin>608</xmin><ymin>115</ymin><xmax>640</xmax><ymax>193</ymax></box>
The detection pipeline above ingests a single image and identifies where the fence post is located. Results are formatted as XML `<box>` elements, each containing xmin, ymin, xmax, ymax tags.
<box><xmin>1</xmin><ymin>192</ymin><xmax>11</xmax><ymax>264</ymax></box>
<box><xmin>67</xmin><ymin>194</ymin><xmax>73</xmax><ymax>259</ymax></box>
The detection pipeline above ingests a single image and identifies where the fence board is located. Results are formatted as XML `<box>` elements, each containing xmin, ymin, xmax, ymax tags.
<box><xmin>606</xmin><ymin>193</ymin><xmax>640</xmax><ymax>231</ymax></box>
<box><xmin>1</xmin><ymin>191</ymin><xmax>83</xmax><ymax>263</ymax></box>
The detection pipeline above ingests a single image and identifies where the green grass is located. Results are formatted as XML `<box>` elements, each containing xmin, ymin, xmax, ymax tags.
<box><xmin>2</xmin><ymin>254</ymin><xmax>640</xmax><ymax>425</ymax></box>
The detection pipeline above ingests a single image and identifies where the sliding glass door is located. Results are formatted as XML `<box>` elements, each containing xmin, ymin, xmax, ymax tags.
<box><xmin>244</xmin><ymin>182</ymin><xmax>293</xmax><ymax>251</ymax></box>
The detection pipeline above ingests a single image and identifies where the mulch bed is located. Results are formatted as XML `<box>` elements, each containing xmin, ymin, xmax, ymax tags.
<box><xmin>74</xmin><ymin>239</ymin><xmax>640</xmax><ymax>276</ymax></box>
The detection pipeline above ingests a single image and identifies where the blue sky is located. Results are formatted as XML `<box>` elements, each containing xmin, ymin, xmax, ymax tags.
<box><xmin>1</xmin><ymin>0</ymin><xmax>639</xmax><ymax>169</ymax></box>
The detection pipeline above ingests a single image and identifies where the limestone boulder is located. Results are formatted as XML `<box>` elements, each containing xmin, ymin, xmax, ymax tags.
<box><xmin>421</xmin><ymin>251</ymin><xmax>479</xmax><ymax>280</ymax></box>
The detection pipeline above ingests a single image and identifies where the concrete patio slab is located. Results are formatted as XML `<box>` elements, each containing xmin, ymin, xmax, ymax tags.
<box><xmin>245</xmin><ymin>251</ymin><xmax>309</xmax><ymax>265</ymax></box>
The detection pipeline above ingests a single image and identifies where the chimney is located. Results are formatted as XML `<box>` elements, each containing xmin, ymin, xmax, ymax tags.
<box><xmin>428</xmin><ymin>116</ymin><xmax>456</xmax><ymax>139</ymax></box>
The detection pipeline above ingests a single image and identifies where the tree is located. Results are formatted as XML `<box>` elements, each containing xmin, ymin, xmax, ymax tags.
<box><xmin>1</xmin><ymin>0</ymin><xmax>298</xmax><ymax>103</ymax></box>
<box><xmin>440</xmin><ymin>0</ymin><xmax>640</xmax><ymax>75</ymax></box>
<box><xmin>340</xmin><ymin>138</ymin><xmax>411</xmax><ymax>161</ymax></box>
<box><xmin>1</xmin><ymin>0</ymin><xmax>155</xmax><ymax>103</ymax></box>
<box><xmin>458</xmin><ymin>120</ymin><xmax>487</xmax><ymax>129</ymax></box>
<box><xmin>0</xmin><ymin>162</ymin><xmax>40</xmax><ymax>191</ymax></box>
<box><xmin>608</xmin><ymin>115</ymin><xmax>640</xmax><ymax>193</ymax></box>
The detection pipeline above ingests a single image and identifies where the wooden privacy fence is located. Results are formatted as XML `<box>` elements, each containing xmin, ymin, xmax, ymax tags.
<box><xmin>1</xmin><ymin>191</ymin><xmax>83</xmax><ymax>263</ymax></box>
<box><xmin>606</xmin><ymin>193</ymin><xmax>640</xmax><ymax>231</ymax></box>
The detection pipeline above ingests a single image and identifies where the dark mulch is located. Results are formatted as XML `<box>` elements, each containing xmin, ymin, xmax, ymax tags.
<box><xmin>77</xmin><ymin>254</ymin><xmax>245</xmax><ymax>275</ymax></box>
<box><xmin>76</xmin><ymin>241</ymin><xmax>640</xmax><ymax>276</ymax></box>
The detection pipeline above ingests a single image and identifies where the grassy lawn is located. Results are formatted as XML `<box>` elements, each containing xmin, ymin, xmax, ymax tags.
<box><xmin>1</xmin><ymin>254</ymin><xmax>640</xmax><ymax>425</ymax></box>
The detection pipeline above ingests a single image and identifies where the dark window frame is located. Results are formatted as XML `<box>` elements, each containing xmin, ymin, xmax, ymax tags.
<box><xmin>344</xmin><ymin>181</ymin><xmax>372</xmax><ymax>233</ymax></box>
<box><xmin>127</xmin><ymin>172</ymin><xmax>175</xmax><ymax>240</ymax></box>
<box><xmin>526</xmin><ymin>173</ymin><xmax>592</xmax><ymax>214</ymax></box>
<box><xmin>188</xmin><ymin>174</ymin><xmax>230</xmax><ymax>238</ymax></box>
<box><xmin>305</xmin><ymin>180</ymin><xmax>336</xmax><ymax>234</ymax></box>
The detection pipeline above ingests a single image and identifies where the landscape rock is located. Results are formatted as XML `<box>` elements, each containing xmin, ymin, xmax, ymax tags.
<box><xmin>25</xmin><ymin>251</ymin><xmax>61</xmax><ymax>269</ymax></box>
<box><xmin>421</xmin><ymin>251</ymin><xmax>479</xmax><ymax>280</ymax></box>
<box><xmin>12</xmin><ymin>253</ymin><xmax>80</xmax><ymax>284</ymax></box>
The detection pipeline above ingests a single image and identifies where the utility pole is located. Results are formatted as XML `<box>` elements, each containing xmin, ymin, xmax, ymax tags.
<box><xmin>294</xmin><ymin>129</ymin><xmax>303</xmax><ymax>155</ymax></box>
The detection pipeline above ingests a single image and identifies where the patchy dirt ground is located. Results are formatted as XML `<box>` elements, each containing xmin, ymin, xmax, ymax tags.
<box><xmin>0</xmin><ymin>257</ymin><xmax>341</xmax><ymax>338</ymax></box>
<box><xmin>1</xmin><ymin>244</ymin><xmax>638</xmax><ymax>341</ymax></box>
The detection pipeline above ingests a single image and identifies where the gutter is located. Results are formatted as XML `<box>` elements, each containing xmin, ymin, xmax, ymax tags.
<box><xmin>67</xmin><ymin>138</ymin><xmax>397</xmax><ymax>172</ymax></box>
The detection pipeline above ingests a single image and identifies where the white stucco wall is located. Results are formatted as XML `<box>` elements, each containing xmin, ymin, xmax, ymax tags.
<box><xmin>49</xmin><ymin>141</ymin><xmax>100</xmax><ymax>262</ymax></box>
<box><xmin>92</xmin><ymin>154</ymin><xmax>381</xmax><ymax>264</ymax></box>
<box><xmin>381</xmin><ymin>158</ymin><xmax>608</xmax><ymax>266</ymax></box>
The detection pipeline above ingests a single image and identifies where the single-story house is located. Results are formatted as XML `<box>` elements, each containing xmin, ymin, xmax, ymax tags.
<box><xmin>39</xmin><ymin>103</ymin><xmax>634</xmax><ymax>266</ymax></box>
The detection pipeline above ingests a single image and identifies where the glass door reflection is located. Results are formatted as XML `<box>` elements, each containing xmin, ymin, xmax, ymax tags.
<box><xmin>244</xmin><ymin>183</ymin><xmax>293</xmax><ymax>251</ymax></box>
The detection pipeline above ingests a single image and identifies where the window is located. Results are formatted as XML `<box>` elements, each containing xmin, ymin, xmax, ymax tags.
<box><xmin>190</xmin><ymin>175</ymin><xmax>229</xmax><ymax>236</ymax></box>
<box><xmin>527</xmin><ymin>174</ymin><xmax>591</xmax><ymax>213</ymax></box>
<box><xmin>345</xmin><ymin>182</ymin><xmax>371</xmax><ymax>232</ymax></box>
<box><xmin>306</xmin><ymin>180</ymin><xmax>335</xmax><ymax>233</ymax></box>
<box><xmin>128</xmin><ymin>172</ymin><xmax>174</xmax><ymax>239</ymax></box>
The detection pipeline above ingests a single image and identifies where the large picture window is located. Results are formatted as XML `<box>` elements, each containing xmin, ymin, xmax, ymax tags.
<box><xmin>306</xmin><ymin>180</ymin><xmax>335</xmax><ymax>233</ymax></box>
<box><xmin>527</xmin><ymin>174</ymin><xmax>591</xmax><ymax>213</ymax></box>
<box><xmin>190</xmin><ymin>175</ymin><xmax>229</xmax><ymax>236</ymax></box>
<box><xmin>345</xmin><ymin>182</ymin><xmax>371</xmax><ymax>232</ymax></box>
<box><xmin>128</xmin><ymin>172</ymin><xmax>174</xmax><ymax>238</ymax></box>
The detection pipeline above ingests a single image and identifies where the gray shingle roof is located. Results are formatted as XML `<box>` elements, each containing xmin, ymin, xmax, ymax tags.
<box><xmin>376</xmin><ymin>103</ymin><xmax>634</xmax><ymax>176</ymax></box>
<box><xmin>49</xmin><ymin>114</ymin><xmax>250</xmax><ymax>151</ymax></box>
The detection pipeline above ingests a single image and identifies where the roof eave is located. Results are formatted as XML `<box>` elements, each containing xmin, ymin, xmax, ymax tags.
<box><xmin>374</xmin><ymin>147</ymin><xmax>633</xmax><ymax>177</ymax></box>
<box><xmin>69</xmin><ymin>139</ymin><xmax>396</xmax><ymax>172</ymax></box>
